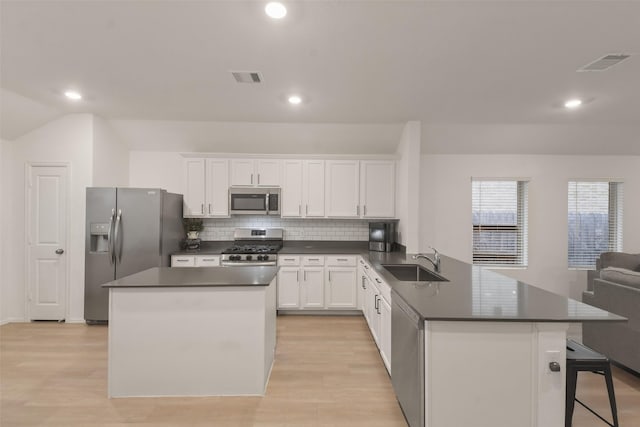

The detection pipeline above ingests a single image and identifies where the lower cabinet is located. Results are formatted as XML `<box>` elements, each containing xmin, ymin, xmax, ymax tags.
<box><xmin>277</xmin><ymin>255</ymin><xmax>356</xmax><ymax>311</ymax></box>
<box><xmin>360</xmin><ymin>256</ymin><xmax>392</xmax><ymax>374</ymax></box>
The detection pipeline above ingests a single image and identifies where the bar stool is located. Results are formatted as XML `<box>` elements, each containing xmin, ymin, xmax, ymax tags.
<box><xmin>566</xmin><ymin>339</ymin><xmax>619</xmax><ymax>427</ymax></box>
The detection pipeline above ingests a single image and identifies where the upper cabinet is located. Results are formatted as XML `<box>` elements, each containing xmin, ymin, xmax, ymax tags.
<box><xmin>282</xmin><ymin>160</ymin><xmax>325</xmax><ymax>218</ymax></box>
<box><xmin>183</xmin><ymin>158</ymin><xmax>229</xmax><ymax>218</ymax></box>
<box><xmin>360</xmin><ymin>160</ymin><xmax>395</xmax><ymax>218</ymax></box>
<box><xmin>230</xmin><ymin>159</ymin><xmax>281</xmax><ymax>187</ymax></box>
<box><xmin>325</xmin><ymin>160</ymin><xmax>360</xmax><ymax>218</ymax></box>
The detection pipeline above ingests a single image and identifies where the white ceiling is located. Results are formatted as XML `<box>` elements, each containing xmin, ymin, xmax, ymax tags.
<box><xmin>2</xmin><ymin>1</ymin><xmax>640</xmax><ymax>152</ymax></box>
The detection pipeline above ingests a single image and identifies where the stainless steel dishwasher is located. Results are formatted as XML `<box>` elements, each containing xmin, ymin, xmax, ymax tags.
<box><xmin>391</xmin><ymin>292</ymin><xmax>424</xmax><ymax>427</ymax></box>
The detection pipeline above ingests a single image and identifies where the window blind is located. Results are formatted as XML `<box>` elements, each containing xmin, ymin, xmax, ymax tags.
<box><xmin>472</xmin><ymin>180</ymin><xmax>528</xmax><ymax>266</ymax></box>
<box><xmin>568</xmin><ymin>181</ymin><xmax>623</xmax><ymax>269</ymax></box>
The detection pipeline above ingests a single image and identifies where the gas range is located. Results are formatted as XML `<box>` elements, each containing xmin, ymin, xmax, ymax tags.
<box><xmin>220</xmin><ymin>228</ymin><xmax>283</xmax><ymax>266</ymax></box>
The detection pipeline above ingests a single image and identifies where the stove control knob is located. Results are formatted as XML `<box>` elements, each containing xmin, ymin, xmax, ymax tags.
<box><xmin>232</xmin><ymin>255</ymin><xmax>240</xmax><ymax>261</ymax></box>
<box><xmin>246</xmin><ymin>255</ymin><xmax>253</xmax><ymax>261</ymax></box>
<box><xmin>259</xmin><ymin>255</ymin><xmax>267</xmax><ymax>261</ymax></box>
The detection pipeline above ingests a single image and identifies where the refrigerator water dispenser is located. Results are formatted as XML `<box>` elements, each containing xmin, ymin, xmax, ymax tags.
<box><xmin>90</xmin><ymin>223</ymin><xmax>110</xmax><ymax>253</ymax></box>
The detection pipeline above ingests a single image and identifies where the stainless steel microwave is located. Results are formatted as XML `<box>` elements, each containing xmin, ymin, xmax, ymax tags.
<box><xmin>229</xmin><ymin>187</ymin><xmax>281</xmax><ymax>215</ymax></box>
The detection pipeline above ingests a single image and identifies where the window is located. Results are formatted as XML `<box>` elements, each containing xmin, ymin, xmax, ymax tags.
<box><xmin>568</xmin><ymin>181</ymin><xmax>623</xmax><ymax>269</ymax></box>
<box><xmin>472</xmin><ymin>180</ymin><xmax>528</xmax><ymax>267</ymax></box>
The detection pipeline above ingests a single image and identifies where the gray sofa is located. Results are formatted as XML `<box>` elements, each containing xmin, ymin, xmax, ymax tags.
<box><xmin>582</xmin><ymin>252</ymin><xmax>640</xmax><ymax>373</ymax></box>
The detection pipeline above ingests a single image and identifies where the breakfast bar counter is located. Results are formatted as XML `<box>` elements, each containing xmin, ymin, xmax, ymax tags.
<box><xmin>103</xmin><ymin>266</ymin><xmax>278</xmax><ymax>398</ymax></box>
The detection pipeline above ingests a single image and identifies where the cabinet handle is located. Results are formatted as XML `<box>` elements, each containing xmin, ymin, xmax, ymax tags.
<box><xmin>364</xmin><ymin>265</ymin><xmax>369</xmax><ymax>270</ymax></box>
<box><xmin>308</xmin><ymin>258</ymin><xmax>320</xmax><ymax>261</ymax></box>
<box><xmin>258</xmin><ymin>173</ymin><xmax>260</xmax><ymax>184</ymax></box>
<box><xmin>306</xmin><ymin>205</ymin><xmax>308</xmax><ymax>215</ymax></box>
<box><xmin>251</xmin><ymin>173</ymin><xmax>253</xmax><ymax>184</ymax></box>
<box><xmin>176</xmin><ymin>259</ymin><xmax>189</xmax><ymax>262</ymax></box>
<box><xmin>357</xmin><ymin>205</ymin><xmax>359</xmax><ymax>215</ymax></box>
<box><xmin>201</xmin><ymin>204</ymin><xmax>204</xmax><ymax>214</ymax></box>
<box><xmin>364</xmin><ymin>205</ymin><xmax>367</xmax><ymax>216</ymax></box>
<box><xmin>375</xmin><ymin>278</ymin><xmax>382</xmax><ymax>284</ymax></box>
<box><xmin>337</xmin><ymin>258</ymin><xmax>348</xmax><ymax>262</ymax></box>
<box><xmin>284</xmin><ymin>258</ymin><xmax>295</xmax><ymax>261</ymax></box>
<box><xmin>362</xmin><ymin>277</ymin><xmax>366</xmax><ymax>289</ymax></box>
<box><xmin>299</xmin><ymin>205</ymin><xmax>301</xmax><ymax>216</ymax></box>
<box><xmin>296</xmin><ymin>270</ymin><xmax>299</xmax><ymax>282</ymax></box>
<box><xmin>304</xmin><ymin>270</ymin><xmax>307</xmax><ymax>281</ymax></box>
<box><xmin>376</xmin><ymin>297</ymin><xmax>381</xmax><ymax>315</ymax></box>
<box><xmin>374</xmin><ymin>295</ymin><xmax>379</xmax><ymax>311</ymax></box>
<box><xmin>328</xmin><ymin>271</ymin><xmax>332</xmax><ymax>281</ymax></box>
<box><xmin>208</xmin><ymin>204</ymin><xmax>211</xmax><ymax>214</ymax></box>
<box><xmin>201</xmin><ymin>258</ymin><xmax>216</xmax><ymax>261</ymax></box>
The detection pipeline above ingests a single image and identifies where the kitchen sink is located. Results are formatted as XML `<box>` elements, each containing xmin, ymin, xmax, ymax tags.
<box><xmin>381</xmin><ymin>264</ymin><xmax>449</xmax><ymax>282</ymax></box>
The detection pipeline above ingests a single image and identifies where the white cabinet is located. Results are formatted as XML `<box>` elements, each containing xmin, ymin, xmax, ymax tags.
<box><xmin>171</xmin><ymin>255</ymin><xmax>196</xmax><ymax>267</ymax></box>
<box><xmin>360</xmin><ymin>160</ymin><xmax>395</xmax><ymax>218</ymax></box>
<box><xmin>359</xmin><ymin>256</ymin><xmax>392</xmax><ymax>375</ymax></box>
<box><xmin>205</xmin><ymin>159</ymin><xmax>229</xmax><ymax>216</ymax></box>
<box><xmin>195</xmin><ymin>255</ymin><xmax>220</xmax><ymax>267</ymax></box>
<box><xmin>325</xmin><ymin>160</ymin><xmax>359</xmax><ymax>217</ymax></box>
<box><xmin>301</xmin><ymin>267</ymin><xmax>324</xmax><ymax>308</ymax></box>
<box><xmin>277</xmin><ymin>267</ymin><xmax>301</xmax><ymax>309</ymax></box>
<box><xmin>231</xmin><ymin>159</ymin><xmax>281</xmax><ymax>187</ymax></box>
<box><xmin>379</xmin><ymin>296</ymin><xmax>392</xmax><ymax>372</ymax></box>
<box><xmin>183</xmin><ymin>159</ymin><xmax>206</xmax><ymax>217</ymax></box>
<box><xmin>281</xmin><ymin>160</ymin><xmax>325</xmax><ymax>218</ymax></box>
<box><xmin>171</xmin><ymin>254</ymin><xmax>220</xmax><ymax>267</ymax></box>
<box><xmin>183</xmin><ymin>158</ymin><xmax>229</xmax><ymax>217</ymax></box>
<box><xmin>325</xmin><ymin>268</ymin><xmax>357</xmax><ymax>309</ymax></box>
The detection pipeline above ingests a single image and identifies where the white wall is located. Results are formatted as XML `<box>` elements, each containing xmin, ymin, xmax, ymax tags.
<box><xmin>92</xmin><ymin>115</ymin><xmax>129</xmax><ymax>187</ymax></box>
<box><xmin>129</xmin><ymin>151</ymin><xmax>183</xmax><ymax>193</ymax></box>
<box><xmin>395</xmin><ymin>121</ymin><xmax>421</xmax><ymax>252</ymax></box>
<box><xmin>0</xmin><ymin>139</ymin><xmax>8</xmax><ymax>324</ymax></box>
<box><xmin>4</xmin><ymin>114</ymin><xmax>94</xmax><ymax>322</ymax></box>
<box><xmin>420</xmin><ymin>154</ymin><xmax>640</xmax><ymax>299</ymax></box>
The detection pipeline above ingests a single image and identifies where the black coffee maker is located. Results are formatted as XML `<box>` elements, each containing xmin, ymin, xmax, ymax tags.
<box><xmin>369</xmin><ymin>222</ymin><xmax>395</xmax><ymax>252</ymax></box>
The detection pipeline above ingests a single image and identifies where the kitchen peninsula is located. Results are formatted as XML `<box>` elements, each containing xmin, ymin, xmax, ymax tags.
<box><xmin>103</xmin><ymin>266</ymin><xmax>278</xmax><ymax>398</ymax></box>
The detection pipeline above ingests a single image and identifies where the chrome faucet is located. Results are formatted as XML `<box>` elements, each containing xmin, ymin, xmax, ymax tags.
<box><xmin>413</xmin><ymin>247</ymin><xmax>441</xmax><ymax>272</ymax></box>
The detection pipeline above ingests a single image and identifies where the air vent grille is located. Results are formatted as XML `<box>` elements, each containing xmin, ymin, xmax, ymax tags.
<box><xmin>231</xmin><ymin>71</ymin><xmax>263</xmax><ymax>83</ymax></box>
<box><xmin>578</xmin><ymin>54</ymin><xmax>631</xmax><ymax>72</ymax></box>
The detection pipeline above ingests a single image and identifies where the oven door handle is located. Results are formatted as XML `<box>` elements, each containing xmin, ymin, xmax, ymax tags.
<box><xmin>221</xmin><ymin>261</ymin><xmax>277</xmax><ymax>267</ymax></box>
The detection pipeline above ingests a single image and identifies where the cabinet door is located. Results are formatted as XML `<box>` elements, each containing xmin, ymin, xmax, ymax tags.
<box><xmin>281</xmin><ymin>160</ymin><xmax>303</xmax><ymax>217</ymax></box>
<box><xmin>379</xmin><ymin>296</ymin><xmax>392</xmax><ymax>373</ymax></box>
<box><xmin>304</xmin><ymin>160</ymin><xmax>325</xmax><ymax>217</ymax></box>
<box><xmin>301</xmin><ymin>267</ymin><xmax>324</xmax><ymax>308</ymax></box>
<box><xmin>195</xmin><ymin>255</ymin><xmax>220</xmax><ymax>267</ymax></box>
<box><xmin>183</xmin><ymin>159</ymin><xmax>206</xmax><ymax>217</ymax></box>
<box><xmin>367</xmin><ymin>284</ymin><xmax>381</xmax><ymax>345</ymax></box>
<box><xmin>278</xmin><ymin>267</ymin><xmax>301</xmax><ymax>309</ymax></box>
<box><xmin>256</xmin><ymin>159</ymin><xmax>281</xmax><ymax>186</ymax></box>
<box><xmin>326</xmin><ymin>267</ymin><xmax>357</xmax><ymax>309</ymax></box>
<box><xmin>230</xmin><ymin>159</ymin><xmax>255</xmax><ymax>186</ymax></box>
<box><xmin>357</xmin><ymin>258</ymin><xmax>367</xmax><ymax>311</ymax></box>
<box><xmin>206</xmin><ymin>159</ymin><xmax>229</xmax><ymax>216</ymax></box>
<box><xmin>360</xmin><ymin>160</ymin><xmax>395</xmax><ymax>218</ymax></box>
<box><xmin>325</xmin><ymin>160</ymin><xmax>359</xmax><ymax>217</ymax></box>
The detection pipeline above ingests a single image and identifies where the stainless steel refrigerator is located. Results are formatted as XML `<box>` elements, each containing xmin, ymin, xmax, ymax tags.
<box><xmin>84</xmin><ymin>188</ymin><xmax>183</xmax><ymax>323</ymax></box>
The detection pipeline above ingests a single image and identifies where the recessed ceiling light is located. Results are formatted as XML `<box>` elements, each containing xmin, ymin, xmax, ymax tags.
<box><xmin>64</xmin><ymin>90</ymin><xmax>82</xmax><ymax>100</ymax></box>
<box><xmin>564</xmin><ymin>99</ymin><xmax>582</xmax><ymax>109</ymax></box>
<box><xmin>265</xmin><ymin>2</ymin><xmax>287</xmax><ymax>19</ymax></box>
<box><xmin>288</xmin><ymin>95</ymin><xmax>302</xmax><ymax>105</ymax></box>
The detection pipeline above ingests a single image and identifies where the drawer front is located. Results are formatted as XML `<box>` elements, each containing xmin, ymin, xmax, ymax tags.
<box><xmin>195</xmin><ymin>255</ymin><xmax>220</xmax><ymax>267</ymax></box>
<box><xmin>278</xmin><ymin>255</ymin><xmax>301</xmax><ymax>266</ymax></box>
<box><xmin>171</xmin><ymin>255</ymin><xmax>195</xmax><ymax>267</ymax></box>
<box><xmin>302</xmin><ymin>256</ymin><xmax>325</xmax><ymax>266</ymax></box>
<box><xmin>326</xmin><ymin>255</ymin><xmax>357</xmax><ymax>266</ymax></box>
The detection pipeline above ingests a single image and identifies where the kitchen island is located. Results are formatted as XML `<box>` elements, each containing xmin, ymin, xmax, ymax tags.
<box><xmin>103</xmin><ymin>266</ymin><xmax>278</xmax><ymax>398</ymax></box>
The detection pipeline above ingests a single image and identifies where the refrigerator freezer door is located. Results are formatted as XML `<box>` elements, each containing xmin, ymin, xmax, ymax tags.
<box><xmin>85</xmin><ymin>188</ymin><xmax>117</xmax><ymax>322</ymax></box>
<box><xmin>114</xmin><ymin>188</ymin><xmax>163</xmax><ymax>279</ymax></box>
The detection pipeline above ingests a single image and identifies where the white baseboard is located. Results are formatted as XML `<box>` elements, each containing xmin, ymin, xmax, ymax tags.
<box><xmin>65</xmin><ymin>318</ymin><xmax>86</xmax><ymax>324</ymax></box>
<box><xmin>0</xmin><ymin>319</ymin><xmax>9</xmax><ymax>326</ymax></box>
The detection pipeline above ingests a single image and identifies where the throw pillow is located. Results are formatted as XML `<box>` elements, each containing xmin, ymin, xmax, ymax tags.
<box><xmin>600</xmin><ymin>267</ymin><xmax>640</xmax><ymax>289</ymax></box>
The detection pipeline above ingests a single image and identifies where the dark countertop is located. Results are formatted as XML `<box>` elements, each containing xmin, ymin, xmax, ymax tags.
<box><xmin>169</xmin><ymin>240</ymin><xmax>625</xmax><ymax>323</ymax></box>
<box><xmin>363</xmin><ymin>252</ymin><xmax>626</xmax><ymax>323</ymax></box>
<box><xmin>102</xmin><ymin>266</ymin><xmax>278</xmax><ymax>288</ymax></box>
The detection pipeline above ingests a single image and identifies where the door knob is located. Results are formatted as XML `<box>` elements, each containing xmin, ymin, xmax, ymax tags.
<box><xmin>55</xmin><ymin>249</ymin><xmax>64</xmax><ymax>255</ymax></box>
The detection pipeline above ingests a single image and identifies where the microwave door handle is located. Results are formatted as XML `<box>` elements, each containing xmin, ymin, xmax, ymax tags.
<box><xmin>265</xmin><ymin>193</ymin><xmax>270</xmax><ymax>215</ymax></box>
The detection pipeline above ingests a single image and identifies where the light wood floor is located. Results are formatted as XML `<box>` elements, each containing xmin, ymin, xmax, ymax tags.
<box><xmin>1</xmin><ymin>316</ymin><xmax>639</xmax><ymax>427</ymax></box>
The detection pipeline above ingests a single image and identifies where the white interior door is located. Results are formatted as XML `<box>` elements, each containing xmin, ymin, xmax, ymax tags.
<box><xmin>28</xmin><ymin>165</ymin><xmax>68</xmax><ymax>320</ymax></box>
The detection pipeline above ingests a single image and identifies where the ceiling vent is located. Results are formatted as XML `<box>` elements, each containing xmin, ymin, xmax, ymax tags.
<box><xmin>577</xmin><ymin>54</ymin><xmax>631</xmax><ymax>72</ymax></box>
<box><xmin>231</xmin><ymin>71</ymin><xmax>263</xmax><ymax>83</ymax></box>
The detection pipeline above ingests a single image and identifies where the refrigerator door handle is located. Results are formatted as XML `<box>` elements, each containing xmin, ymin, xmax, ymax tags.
<box><xmin>114</xmin><ymin>209</ymin><xmax>123</xmax><ymax>264</ymax></box>
<box><xmin>108</xmin><ymin>209</ymin><xmax>115</xmax><ymax>265</ymax></box>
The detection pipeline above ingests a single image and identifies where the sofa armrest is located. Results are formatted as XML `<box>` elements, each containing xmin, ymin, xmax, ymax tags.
<box><xmin>586</xmin><ymin>278</ymin><xmax>639</xmax><ymax>330</ymax></box>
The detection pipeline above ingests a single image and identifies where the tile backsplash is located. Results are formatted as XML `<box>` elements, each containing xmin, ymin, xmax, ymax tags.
<box><xmin>200</xmin><ymin>217</ymin><xmax>370</xmax><ymax>241</ymax></box>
